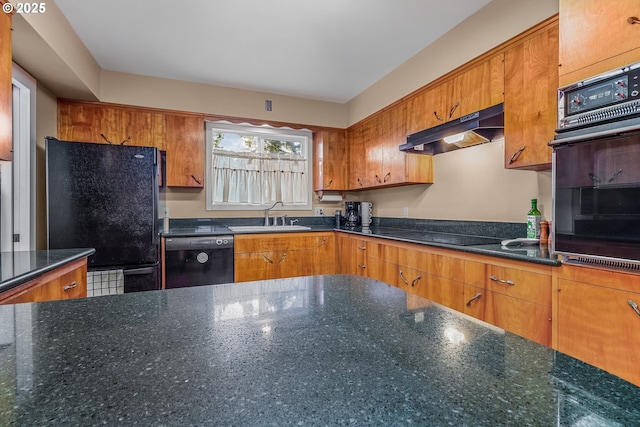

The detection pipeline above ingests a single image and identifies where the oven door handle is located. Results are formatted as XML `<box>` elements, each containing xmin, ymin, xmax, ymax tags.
<box><xmin>124</xmin><ymin>266</ymin><xmax>157</xmax><ymax>276</ymax></box>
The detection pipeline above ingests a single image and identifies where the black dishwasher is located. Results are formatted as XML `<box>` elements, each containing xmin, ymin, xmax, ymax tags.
<box><xmin>165</xmin><ymin>236</ymin><xmax>234</xmax><ymax>289</ymax></box>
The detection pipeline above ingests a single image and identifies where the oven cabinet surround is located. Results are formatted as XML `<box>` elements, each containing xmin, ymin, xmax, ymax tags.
<box><xmin>0</xmin><ymin>3</ymin><xmax>11</xmax><ymax>161</ymax></box>
<box><xmin>234</xmin><ymin>232</ymin><xmax>335</xmax><ymax>282</ymax></box>
<box><xmin>313</xmin><ymin>130</ymin><xmax>347</xmax><ymax>193</ymax></box>
<box><xmin>559</xmin><ymin>0</ymin><xmax>640</xmax><ymax>86</ymax></box>
<box><xmin>347</xmin><ymin>103</ymin><xmax>433</xmax><ymax>190</ymax></box>
<box><xmin>553</xmin><ymin>264</ymin><xmax>640</xmax><ymax>387</ymax></box>
<box><xmin>0</xmin><ymin>257</ymin><xmax>87</xmax><ymax>304</ymax></box>
<box><xmin>335</xmin><ymin>233</ymin><xmax>552</xmax><ymax>346</ymax></box>
<box><xmin>503</xmin><ymin>20</ymin><xmax>558</xmax><ymax>170</ymax></box>
<box><xmin>57</xmin><ymin>100</ymin><xmax>205</xmax><ymax>188</ymax></box>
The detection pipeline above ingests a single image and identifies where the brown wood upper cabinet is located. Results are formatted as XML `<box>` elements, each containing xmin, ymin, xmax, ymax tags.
<box><xmin>0</xmin><ymin>7</ymin><xmax>12</xmax><ymax>161</ymax></box>
<box><xmin>504</xmin><ymin>20</ymin><xmax>559</xmax><ymax>170</ymax></box>
<box><xmin>348</xmin><ymin>103</ymin><xmax>433</xmax><ymax>190</ymax></box>
<box><xmin>559</xmin><ymin>0</ymin><xmax>640</xmax><ymax>86</ymax></box>
<box><xmin>313</xmin><ymin>130</ymin><xmax>347</xmax><ymax>193</ymax></box>
<box><xmin>58</xmin><ymin>100</ymin><xmax>167</xmax><ymax>150</ymax></box>
<box><xmin>165</xmin><ymin>114</ymin><xmax>205</xmax><ymax>188</ymax></box>
<box><xmin>449</xmin><ymin>53</ymin><xmax>505</xmax><ymax>120</ymax></box>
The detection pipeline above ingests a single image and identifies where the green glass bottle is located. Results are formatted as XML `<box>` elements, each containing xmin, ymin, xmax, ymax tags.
<box><xmin>527</xmin><ymin>199</ymin><xmax>542</xmax><ymax>238</ymax></box>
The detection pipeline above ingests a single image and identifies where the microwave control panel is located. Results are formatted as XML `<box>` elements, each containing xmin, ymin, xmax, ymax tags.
<box><xmin>557</xmin><ymin>62</ymin><xmax>640</xmax><ymax>131</ymax></box>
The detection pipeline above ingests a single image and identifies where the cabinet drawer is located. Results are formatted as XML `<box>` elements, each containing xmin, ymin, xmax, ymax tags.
<box><xmin>464</xmin><ymin>284</ymin><xmax>552</xmax><ymax>346</ymax></box>
<box><xmin>465</xmin><ymin>261</ymin><xmax>551</xmax><ymax>306</ymax></box>
<box><xmin>235</xmin><ymin>232</ymin><xmax>332</xmax><ymax>253</ymax></box>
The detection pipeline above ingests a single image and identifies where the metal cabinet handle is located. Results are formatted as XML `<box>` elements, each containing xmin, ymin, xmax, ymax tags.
<box><xmin>358</xmin><ymin>246</ymin><xmax>366</xmax><ymax>250</ymax></box>
<box><xmin>609</xmin><ymin>169</ymin><xmax>623</xmax><ymax>183</ymax></box>
<box><xmin>448</xmin><ymin>101</ymin><xmax>460</xmax><ymax>119</ymax></box>
<box><xmin>411</xmin><ymin>275</ymin><xmax>421</xmax><ymax>287</ymax></box>
<box><xmin>383</xmin><ymin>172</ymin><xmax>391</xmax><ymax>183</ymax></box>
<box><xmin>399</xmin><ymin>270</ymin><xmax>409</xmax><ymax>285</ymax></box>
<box><xmin>263</xmin><ymin>254</ymin><xmax>274</xmax><ymax>264</ymax></box>
<box><xmin>490</xmin><ymin>275</ymin><xmax>515</xmax><ymax>286</ymax></box>
<box><xmin>509</xmin><ymin>146</ymin><xmax>526</xmax><ymax>164</ymax></box>
<box><xmin>357</xmin><ymin>177</ymin><xmax>364</xmax><ymax>187</ymax></box>
<box><xmin>325</xmin><ymin>179</ymin><xmax>333</xmax><ymax>188</ymax></box>
<box><xmin>375</xmin><ymin>174</ymin><xmax>382</xmax><ymax>183</ymax></box>
<box><xmin>63</xmin><ymin>282</ymin><xmax>78</xmax><ymax>291</ymax></box>
<box><xmin>628</xmin><ymin>16</ymin><xmax>640</xmax><ymax>25</ymax></box>
<box><xmin>466</xmin><ymin>293</ymin><xmax>482</xmax><ymax>306</ymax></box>
<box><xmin>358</xmin><ymin>264</ymin><xmax>367</xmax><ymax>269</ymax></box>
<box><xmin>317</xmin><ymin>238</ymin><xmax>327</xmax><ymax>248</ymax></box>
<box><xmin>629</xmin><ymin>299</ymin><xmax>640</xmax><ymax>316</ymax></box>
<box><xmin>434</xmin><ymin>111</ymin><xmax>444</xmax><ymax>122</ymax></box>
<box><xmin>191</xmin><ymin>175</ymin><xmax>203</xmax><ymax>185</ymax></box>
<box><xmin>278</xmin><ymin>252</ymin><xmax>287</xmax><ymax>264</ymax></box>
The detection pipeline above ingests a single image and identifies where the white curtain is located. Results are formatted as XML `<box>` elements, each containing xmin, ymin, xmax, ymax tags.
<box><xmin>211</xmin><ymin>150</ymin><xmax>307</xmax><ymax>205</ymax></box>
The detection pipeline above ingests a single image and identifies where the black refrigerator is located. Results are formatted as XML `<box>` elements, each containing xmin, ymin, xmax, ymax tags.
<box><xmin>46</xmin><ymin>137</ymin><xmax>161</xmax><ymax>293</ymax></box>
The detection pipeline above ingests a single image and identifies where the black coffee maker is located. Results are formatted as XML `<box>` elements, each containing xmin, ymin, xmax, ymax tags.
<box><xmin>345</xmin><ymin>202</ymin><xmax>361</xmax><ymax>227</ymax></box>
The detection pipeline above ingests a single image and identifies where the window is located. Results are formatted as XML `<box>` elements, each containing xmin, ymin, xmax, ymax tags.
<box><xmin>205</xmin><ymin>121</ymin><xmax>312</xmax><ymax>211</ymax></box>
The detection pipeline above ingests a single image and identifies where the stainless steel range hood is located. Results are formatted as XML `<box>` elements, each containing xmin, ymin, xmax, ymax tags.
<box><xmin>399</xmin><ymin>103</ymin><xmax>504</xmax><ymax>155</ymax></box>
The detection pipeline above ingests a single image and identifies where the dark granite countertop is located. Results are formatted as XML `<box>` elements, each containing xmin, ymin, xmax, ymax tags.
<box><xmin>0</xmin><ymin>248</ymin><xmax>96</xmax><ymax>293</ymax></box>
<box><xmin>164</xmin><ymin>217</ymin><xmax>559</xmax><ymax>266</ymax></box>
<box><xmin>0</xmin><ymin>274</ymin><xmax>636</xmax><ymax>425</ymax></box>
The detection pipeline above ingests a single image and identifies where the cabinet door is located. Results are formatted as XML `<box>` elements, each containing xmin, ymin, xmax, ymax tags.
<box><xmin>313</xmin><ymin>130</ymin><xmax>347</xmax><ymax>192</ymax></box>
<box><xmin>559</xmin><ymin>0</ymin><xmax>640</xmax><ymax>85</ymax></box>
<box><xmin>450</xmin><ymin>54</ymin><xmax>505</xmax><ymax>119</ymax></box>
<box><xmin>166</xmin><ymin>114</ymin><xmax>205</xmax><ymax>187</ymax></box>
<box><xmin>0</xmin><ymin>9</ymin><xmax>12</xmax><ymax>161</ymax></box>
<box><xmin>58</xmin><ymin>101</ymin><xmax>104</xmax><ymax>143</ymax></box>
<box><xmin>101</xmin><ymin>108</ymin><xmax>166</xmax><ymax>149</ymax></box>
<box><xmin>556</xmin><ymin>279</ymin><xmax>640</xmax><ymax>386</ymax></box>
<box><xmin>504</xmin><ymin>22</ymin><xmax>558</xmax><ymax>170</ymax></box>
<box><xmin>379</xmin><ymin>104</ymin><xmax>409</xmax><ymax>186</ymax></box>
<box><xmin>347</xmin><ymin>124</ymin><xmax>370</xmax><ymax>190</ymax></box>
<box><xmin>405</xmin><ymin>83</ymin><xmax>451</xmax><ymax>135</ymax></box>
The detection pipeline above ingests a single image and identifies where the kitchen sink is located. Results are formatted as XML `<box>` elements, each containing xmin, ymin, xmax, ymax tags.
<box><xmin>227</xmin><ymin>225</ymin><xmax>312</xmax><ymax>232</ymax></box>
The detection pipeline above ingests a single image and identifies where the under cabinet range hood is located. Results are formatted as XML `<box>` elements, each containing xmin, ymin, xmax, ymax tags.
<box><xmin>399</xmin><ymin>103</ymin><xmax>504</xmax><ymax>155</ymax></box>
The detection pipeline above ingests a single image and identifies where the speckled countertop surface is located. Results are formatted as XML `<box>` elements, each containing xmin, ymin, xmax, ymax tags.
<box><xmin>0</xmin><ymin>275</ymin><xmax>637</xmax><ymax>425</ymax></box>
<box><xmin>164</xmin><ymin>217</ymin><xmax>559</xmax><ymax>266</ymax></box>
<box><xmin>0</xmin><ymin>248</ymin><xmax>95</xmax><ymax>293</ymax></box>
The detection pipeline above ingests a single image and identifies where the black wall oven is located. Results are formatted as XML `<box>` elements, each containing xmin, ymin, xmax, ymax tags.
<box><xmin>551</xmin><ymin>61</ymin><xmax>640</xmax><ymax>270</ymax></box>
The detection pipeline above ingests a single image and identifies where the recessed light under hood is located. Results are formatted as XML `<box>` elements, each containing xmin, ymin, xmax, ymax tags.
<box><xmin>399</xmin><ymin>103</ymin><xmax>504</xmax><ymax>155</ymax></box>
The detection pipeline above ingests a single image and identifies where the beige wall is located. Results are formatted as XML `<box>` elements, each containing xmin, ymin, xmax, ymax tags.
<box><xmin>35</xmin><ymin>85</ymin><xmax>58</xmax><ymax>249</ymax></box>
<box><xmin>352</xmin><ymin>140</ymin><xmax>553</xmax><ymax>224</ymax></box>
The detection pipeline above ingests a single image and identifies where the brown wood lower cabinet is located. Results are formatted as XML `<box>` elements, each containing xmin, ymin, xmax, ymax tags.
<box><xmin>336</xmin><ymin>232</ymin><xmax>552</xmax><ymax>346</ymax></box>
<box><xmin>0</xmin><ymin>258</ymin><xmax>88</xmax><ymax>304</ymax></box>
<box><xmin>234</xmin><ymin>232</ymin><xmax>335</xmax><ymax>282</ymax></box>
<box><xmin>554</xmin><ymin>265</ymin><xmax>640</xmax><ymax>387</ymax></box>
<box><xmin>463</xmin><ymin>259</ymin><xmax>552</xmax><ymax>346</ymax></box>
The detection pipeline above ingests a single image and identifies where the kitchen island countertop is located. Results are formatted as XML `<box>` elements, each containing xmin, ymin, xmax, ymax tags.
<box><xmin>0</xmin><ymin>248</ymin><xmax>95</xmax><ymax>293</ymax></box>
<box><xmin>0</xmin><ymin>274</ymin><xmax>637</xmax><ymax>425</ymax></box>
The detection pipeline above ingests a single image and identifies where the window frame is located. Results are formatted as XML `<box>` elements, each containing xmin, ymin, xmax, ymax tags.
<box><xmin>205</xmin><ymin>121</ymin><xmax>313</xmax><ymax>211</ymax></box>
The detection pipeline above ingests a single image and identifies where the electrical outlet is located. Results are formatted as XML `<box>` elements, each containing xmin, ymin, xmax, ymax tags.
<box><xmin>315</xmin><ymin>207</ymin><xmax>324</xmax><ymax>216</ymax></box>
<box><xmin>403</xmin><ymin>207</ymin><xmax>408</xmax><ymax>218</ymax></box>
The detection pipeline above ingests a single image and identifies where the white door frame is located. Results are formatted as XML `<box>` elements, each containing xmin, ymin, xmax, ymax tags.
<box><xmin>10</xmin><ymin>63</ymin><xmax>36</xmax><ymax>251</ymax></box>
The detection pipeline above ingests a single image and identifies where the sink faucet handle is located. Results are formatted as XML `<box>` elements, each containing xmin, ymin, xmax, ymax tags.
<box><xmin>281</xmin><ymin>214</ymin><xmax>288</xmax><ymax>226</ymax></box>
<box><xmin>290</xmin><ymin>218</ymin><xmax>299</xmax><ymax>226</ymax></box>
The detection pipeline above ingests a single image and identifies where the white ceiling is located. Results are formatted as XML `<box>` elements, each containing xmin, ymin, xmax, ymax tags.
<box><xmin>54</xmin><ymin>0</ymin><xmax>492</xmax><ymax>104</ymax></box>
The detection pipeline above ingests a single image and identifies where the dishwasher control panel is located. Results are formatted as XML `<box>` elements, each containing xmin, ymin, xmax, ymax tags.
<box><xmin>165</xmin><ymin>236</ymin><xmax>234</xmax><ymax>251</ymax></box>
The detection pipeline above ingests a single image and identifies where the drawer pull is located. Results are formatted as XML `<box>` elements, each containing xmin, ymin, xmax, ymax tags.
<box><xmin>278</xmin><ymin>252</ymin><xmax>287</xmax><ymax>264</ymax></box>
<box><xmin>410</xmin><ymin>275</ymin><xmax>421</xmax><ymax>287</ymax></box>
<box><xmin>63</xmin><ymin>282</ymin><xmax>78</xmax><ymax>291</ymax></box>
<box><xmin>358</xmin><ymin>264</ymin><xmax>366</xmax><ymax>269</ymax></box>
<box><xmin>489</xmin><ymin>275</ymin><xmax>514</xmax><ymax>286</ymax></box>
<box><xmin>628</xmin><ymin>16</ymin><xmax>640</xmax><ymax>25</ymax></box>
<box><xmin>509</xmin><ymin>145</ymin><xmax>526</xmax><ymax>164</ymax></box>
<box><xmin>466</xmin><ymin>293</ymin><xmax>482</xmax><ymax>306</ymax></box>
<box><xmin>629</xmin><ymin>299</ymin><xmax>640</xmax><ymax>316</ymax></box>
<box><xmin>263</xmin><ymin>254</ymin><xmax>274</xmax><ymax>264</ymax></box>
<box><xmin>383</xmin><ymin>172</ymin><xmax>391</xmax><ymax>183</ymax></box>
<box><xmin>358</xmin><ymin>246</ymin><xmax>366</xmax><ymax>250</ymax></box>
<box><xmin>317</xmin><ymin>238</ymin><xmax>327</xmax><ymax>248</ymax></box>
<box><xmin>399</xmin><ymin>270</ymin><xmax>409</xmax><ymax>285</ymax></box>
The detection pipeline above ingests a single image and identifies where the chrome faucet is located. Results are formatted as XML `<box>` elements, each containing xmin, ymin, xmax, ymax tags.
<box><xmin>264</xmin><ymin>201</ymin><xmax>283</xmax><ymax>226</ymax></box>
